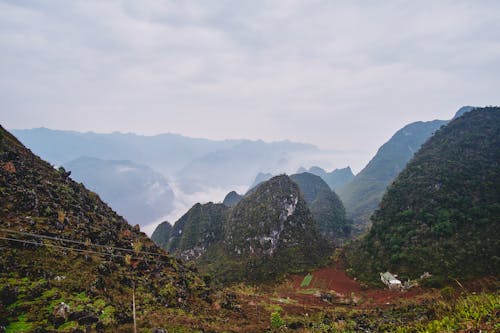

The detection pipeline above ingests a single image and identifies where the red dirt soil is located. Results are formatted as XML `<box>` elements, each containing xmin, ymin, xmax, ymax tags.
<box><xmin>292</xmin><ymin>267</ymin><xmax>362</xmax><ymax>296</ymax></box>
<box><xmin>288</xmin><ymin>267</ymin><xmax>428</xmax><ymax>307</ymax></box>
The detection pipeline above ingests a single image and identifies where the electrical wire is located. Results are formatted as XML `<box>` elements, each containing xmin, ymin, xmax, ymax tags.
<box><xmin>0</xmin><ymin>227</ymin><xmax>169</xmax><ymax>258</ymax></box>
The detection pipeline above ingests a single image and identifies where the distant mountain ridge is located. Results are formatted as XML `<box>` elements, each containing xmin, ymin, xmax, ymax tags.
<box><xmin>338</xmin><ymin>106</ymin><xmax>478</xmax><ymax>234</ymax></box>
<box><xmin>64</xmin><ymin>156</ymin><xmax>175</xmax><ymax>226</ymax></box>
<box><xmin>299</xmin><ymin>166</ymin><xmax>354</xmax><ymax>190</ymax></box>
<box><xmin>12</xmin><ymin>128</ymin><xmax>321</xmax><ymax>228</ymax></box>
<box><xmin>338</xmin><ymin>119</ymin><xmax>447</xmax><ymax>232</ymax></box>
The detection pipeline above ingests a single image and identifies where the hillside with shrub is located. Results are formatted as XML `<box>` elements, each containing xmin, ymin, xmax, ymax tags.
<box><xmin>346</xmin><ymin>107</ymin><xmax>500</xmax><ymax>284</ymax></box>
<box><xmin>0</xmin><ymin>126</ymin><xmax>211</xmax><ymax>331</ymax></box>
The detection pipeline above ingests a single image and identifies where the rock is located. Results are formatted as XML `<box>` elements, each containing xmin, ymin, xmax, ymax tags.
<box><xmin>0</xmin><ymin>286</ymin><xmax>18</xmax><ymax>306</ymax></box>
<box><xmin>51</xmin><ymin>302</ymin><xmax>70</xmax><ymax>326</ymax></box>
<box><xmin>152</xmin><ymin>329</ymin><xmax>168</xmax><ymax>333</ymax></box>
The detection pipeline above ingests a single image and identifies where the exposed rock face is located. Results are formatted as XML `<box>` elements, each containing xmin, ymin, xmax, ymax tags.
<box><xmin>222</xmin><ymin>175</ymin><xmax>329</xmax><ymax>281</ymax></box>
<box><xmin>290</xmin><ymin>172</ymin><xmax>351</xmax><ymax>243</ymax></box>
<box><xmin>222</xmin><ymin>191</ymin><xmax>243</xmax><ymax>208</ymax></box>
<box><xmin>156</xmin><ymin>175</ymin><xmax>331</xmax><ymax>283</ymax></box>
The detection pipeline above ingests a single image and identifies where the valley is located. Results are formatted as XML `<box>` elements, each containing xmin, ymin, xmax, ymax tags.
<box><xmin>1</xmin><ymin>106</ymin><xmax>499</xmax><ymax>332</ymax></box>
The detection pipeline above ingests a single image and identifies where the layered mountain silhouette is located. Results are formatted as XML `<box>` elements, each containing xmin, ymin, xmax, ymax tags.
<box><xmin>338</xmin><ymin>120</ymin><xmax>447</xmax><ymax>233</ymax></box>
<box><xmin>297</xmin><ymin>166</ymin><xmax>354</xmax><ymax>190</ymax></box>
<box><xmin>0</xmin><ymin>126</ymin><xmax>209</xmax><ymax>330</ymax></box>
<box><xmin>347</xmin><ymin>107</ymin><xmax>500</xmax><ymax>283</ymax></box>
<box><xmin>338</xmin><ymin>107</ymin><xmax>478</xmax><ymax>234</ymax></box>
<box><xmin>64</xmin><ymin>157</ymin><xmax>175</xmax><ymax>227</ymax></box>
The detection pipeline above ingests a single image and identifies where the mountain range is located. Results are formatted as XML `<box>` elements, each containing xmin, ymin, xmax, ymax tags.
<box><xmin>64</xmin><ymin>157</ymin><xmax>175</xmax><ymax>226</ymax></box>
<box><xmin>337</xmin><ymin>106</ymin><xmax>476</xmax><ymax>233</ymax></box>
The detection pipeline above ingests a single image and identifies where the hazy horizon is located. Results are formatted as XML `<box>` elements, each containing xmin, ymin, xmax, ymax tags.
<box><xmin>2</xmin><ymin>1</ymin><xmax>499</xmax><ymax>173</ymax></box>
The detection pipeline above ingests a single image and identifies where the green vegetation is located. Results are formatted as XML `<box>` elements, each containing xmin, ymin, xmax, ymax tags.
<box><xmin>300</xmin><ymin>274</ymin><xmax>313</xmax><ymax>287</ymax></box>
<box><xmin>347</xmin><ymin>107</ymin><xmax>500</xmax><ymax>283</ymax></box>
<box><xmin>291</xmin><ymin>172</ymin><xmax>352</xmax><ymax>242</ymax></box>
<box><xmin>270</xmin><ymin>311</ymin><xmax>285</xmax><ymax>329</ymax></box>
<box><xmin>338</xmin><ymin>119</ymin><xmax>447</xmax><ymax>234</ymax></box>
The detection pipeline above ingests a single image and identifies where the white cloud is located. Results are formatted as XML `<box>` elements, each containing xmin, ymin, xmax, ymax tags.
<box><xmin>1</xmin><ymin>0</ymin><xmax>499</xmax><ymax>169</ymax></box>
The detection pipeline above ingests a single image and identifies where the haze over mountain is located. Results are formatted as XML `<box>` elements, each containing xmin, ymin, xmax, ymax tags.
<box><xmin>64</xmin><ymin>157</ymin><xmax>175</xmax><ymax>227</ymax></box>
<box><xmin>12</xmin><ymin>128</ymin><xmax>348</xmax><ymax>233</ymax></box>
<box><xmin>347</xmin><ymin>107</ymin><xmax>500</xmax><ymax>283</ymax></box>
<box><xmin>297</xmin><ymin>166</ymin><xmax>354</xmax><ymax>191</ymax></box>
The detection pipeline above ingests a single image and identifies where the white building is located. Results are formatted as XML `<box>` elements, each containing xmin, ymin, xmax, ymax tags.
<box><xmin>380</xmin><ymin>272</ymin><xmax>402</xmax><ymax>290</ymax></box>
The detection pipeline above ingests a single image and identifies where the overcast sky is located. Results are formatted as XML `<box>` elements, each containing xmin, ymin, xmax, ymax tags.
<box><xmin>1</xmin><ymin>0</ymin><xmax>499</xmax><ymax>169</ymax></box>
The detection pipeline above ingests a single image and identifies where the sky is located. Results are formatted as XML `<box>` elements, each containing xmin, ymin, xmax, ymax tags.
<box><xmin>1</xmin><ymin>0</ymin><xmax>499</xmax><ymax>169</ymax></box>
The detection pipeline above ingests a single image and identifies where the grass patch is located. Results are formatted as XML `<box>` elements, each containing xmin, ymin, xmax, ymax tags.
<box><xmin>300</xmin><ymin>273</ymin><xmax>313</xmax><ymax>287</ymax></box>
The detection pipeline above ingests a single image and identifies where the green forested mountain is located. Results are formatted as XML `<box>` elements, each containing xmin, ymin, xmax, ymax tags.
<box><xmin>165</xmin><ymin>202</ymin><xmax>229</xmax><ymax>261</ymax></box>
<box><xmin>222</xmin><ymin>175</ymin><xmax>330</xmax><ymax>281</ymax></box>
<box><xmin>347</xmin><ymin>107</ymin><xmax>500</xmax><ymax>283</ymax></box>
<box><xmin>0</xmin><ymin>126</ymin><xmax>209</xmax><ymax>331</ymax></box>
<box><xmin>222</xmin><ymin>190</ymin><xmax>243</xmax><ymax>207</ymax></box>
<box><xmin>153</xmin><ymin>175</ymin><xmax>330</xmax><ymax>283</ymax></box>
<box><xmin>150</xmin><ymin>221</ymin><xmax>172</xmax><ymax>249</ymax></box>
<box><xmin>338</xmin><ymin>119</ymin><xmax>447</xmax><ymax>233</ymax></box>
<box><xmin>290</xmin><ymin>172</ymin><xmax>351</xmax><ymax>243</ymax></box>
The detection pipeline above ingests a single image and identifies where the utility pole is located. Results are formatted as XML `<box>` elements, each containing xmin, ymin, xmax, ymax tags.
<box><xmin>133</xmin><ymin>281</ymin><xmax>137</xmax><ymax>333</ymax></box>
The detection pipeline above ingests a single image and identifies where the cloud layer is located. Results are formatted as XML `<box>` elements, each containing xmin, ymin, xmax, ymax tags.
<box><xmin>1</xmin><ymin>0</ymin><xmax>499</xmax><ymax>168</ymax></box>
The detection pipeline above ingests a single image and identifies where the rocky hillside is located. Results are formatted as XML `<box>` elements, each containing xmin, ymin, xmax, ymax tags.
<box><xmin>346</xmin><ymin>107</ymin><xmax>500</xmax><ymax>284</ymax></box>
<box><xmin>338</xmin><ymin>119</ymin><xmax>447</xmax><ymax>233</ymax></box>
<box><xmin>0</xmin><ymin>126</ymin><xmax>209</xmax><ymax>331</ymax></box>
<box><xmin>153</xmin><ymin>175</ymin><xmax>331</xmax><ymax>283</ymax></box>
<box><xmin>223</xmin><ymin>175</ymin><xmax>330</xmax><ymax>281</ymax></box>
<box><xmin>290</xmin><ymin>172</ymin><xmax>351</xmax><ymax>243</ymax></box>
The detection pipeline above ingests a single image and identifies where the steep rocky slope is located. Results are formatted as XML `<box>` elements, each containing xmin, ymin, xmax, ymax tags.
<box><xmin>0</xmin><ymin>126</ymin><xmax>209</xmax><ymax>331</ymax></box>
<box><xmin>222</xmin><ymin>175</ymin><xmax>330</xmax><ymax>281</ymax></box>
<box><xmin>153</xmin><ymin>175</ymin><xmax>331</xmax><ymax>283</ymax></box>
<box><xmin>346</xmin><ymin>107</ymin><xmax>500</xmax><ymax>283</ymax></box>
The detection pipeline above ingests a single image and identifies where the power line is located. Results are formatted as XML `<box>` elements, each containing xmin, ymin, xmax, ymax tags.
<box><xmin>0</xmin><ymin>236</ymin><xmax>170</xmax><ymax>263</ymax></box>
<box><xmin>0</xmin><ymin>228</ymin><xmax>169</xmax><ymax>259</ymax></box>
